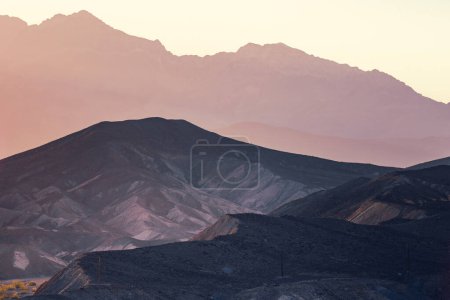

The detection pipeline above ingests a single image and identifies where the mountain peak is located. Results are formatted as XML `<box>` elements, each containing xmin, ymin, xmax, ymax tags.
<box><xmin>40</xmin><ymin>10</ymin><xmax>107</xmax><ymax>29</ymax></box>
<box><xmin>0</xmin><ymin>15</ymin><xmax>28</xmax><ymax>28</ymax></box>
<box><xmin>71</xmin><ymin>10</ymin><xmax>96</xmax><ymax>18</ymax></box>
<box><xmin>67</xmin><ymin>10</ymin><xmax>106</xmax><ymax>23</ymax></box>
<box><xmin>33</xmin><ymin>10</ymin><xmax>169</xmax><ymax>53</ymax></box>
<box><xmin>236</xmin><ymin>42</ymin><xmax>307</xmax><ymax>58</ymax></box>
<box><xmin>0</xmin><ymin>15</ymin><xmax>28</xmax><ymax>42</ymax></box>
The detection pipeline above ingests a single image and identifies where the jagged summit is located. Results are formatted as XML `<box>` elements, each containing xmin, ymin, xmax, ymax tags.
<box><xmin>40</xmin><ymin>10</ymin><xmax>105</xmax><ymax>26</ymax></box>
<box><xmin>0</xmin><ymin>15</ymin><xmax>28</xmax><ymax>39</ymax></box>
<box><xmin>238</xmin><ymin>42</ymin><xmax>292</xmax><ymax>51</ymax></box>
<box><xmin>71</xmin><ymin>10</ymin><xmax>98</xmax><ymax>18</ymax></box>
<box><xmin>29</xmin><ymin>10</ymin><xmax>169</xmax><ymax>55</ymax></box>
<box><xmin>236</xmin><ymin>42</ymin><xmax>308</xmax><ymax>58</ymax></box>
<box><xmin>0</xmin><ymin>15</ymin><xmax>28</xmax><ymax>26</ymax></box>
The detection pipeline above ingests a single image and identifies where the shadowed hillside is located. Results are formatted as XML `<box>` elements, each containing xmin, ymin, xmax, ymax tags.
<box><xmin>272</xmin><ymin>166</ymin><xmax>450</xmax><ymax>225</ymax></box>
<box><xmin>28</xmin><ymin>214</ymin><xmax>449</xmax><ymax>299</ymax></box>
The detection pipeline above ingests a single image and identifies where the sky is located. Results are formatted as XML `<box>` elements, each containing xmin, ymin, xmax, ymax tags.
<box><xmin>1</xmin><ymin>0</ymin><xmax>449</xmax><ymax>103</ymax></box>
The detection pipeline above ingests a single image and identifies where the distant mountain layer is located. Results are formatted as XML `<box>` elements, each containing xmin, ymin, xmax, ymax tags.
<box><xmin>29</xmin><ymin>214</ymin><xmax>448</xmax><ymax>299</ymax></box>
<box><xmin>0</xmin><ymin>118</ymin><xmax>391</xmax><ymax>278</ymax></box>
<box><xmin>218</xmin><ymin>122</ymin><xmax>450</xmax><ymax>167</ymax></box>
<box><xmin>272</xmin><ymin>166</ymin><xmax>450</xmax><ymax>225</ymax></box>
<box><xmin>1</xmin><ymin>11</ymin><xmax>450</xmax><ymax>160</ymax></box>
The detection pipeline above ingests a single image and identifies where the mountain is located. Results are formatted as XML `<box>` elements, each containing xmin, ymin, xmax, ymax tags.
<box><xmin>408</xmin><ymin>156</ymin><xmax>450</xmax><ymax>170</ymax></box>
<box><xmin>272</xmin><ymin>166</ymin><xmax>450</xmax><ymax>225</ymax></box>
<box><xmin>0</xmin><ymin>118</ymin><xmax>392</xmax><ymax>279</ymax></box>
<box><xmin>27</xmin><ymin>214</ymin><xmax>448</xmax><ymax>299</ymax></box>
<box><xmin>1</xmin><ymin>11</ymin><xmax>450</xmax><ymax>160</ymax></box>
<box><xmin>218</xmin><ymin>122</ymin><xmax>450</xmax><ymax>167</ymax></box>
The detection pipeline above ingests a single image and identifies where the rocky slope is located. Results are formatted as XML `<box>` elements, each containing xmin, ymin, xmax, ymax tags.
<box><xmin>233</xmin><ymin>278</ymin><xmax>427</xmax><ymax>300</ymax></box>
<box><xmin>272</xmin><ymin>166</ymin><xmax>450</xmax><ymax>225</ymax></box>
<box><xmin>0</xmin><ymin>118</ymin><xmax>392</xmax><ymax>279</ymax></box>
<box><xmin>27</xmin><ymin>214</ymin><xmax>449</xmax><ymax>299</ymax></box>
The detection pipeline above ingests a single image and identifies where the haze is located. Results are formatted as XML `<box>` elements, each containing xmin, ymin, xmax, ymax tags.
<box><xmin>1</xmin><ymin>0</ymin><xmax>449</xmax><ymax>103</ymax></box>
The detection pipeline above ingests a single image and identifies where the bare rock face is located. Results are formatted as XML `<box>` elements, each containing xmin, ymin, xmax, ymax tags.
<box><xmin>272</xmin><ymin>166</ymin><xmax>450</xmax><ymax>225</ymax></box>
<box><xmin>28</xmin><ymin>214</ymin><xmax>448</xmax><ymax>299</ymax></box>
<box><xmin>0</xmin><ymin>118</ymin><xmax>391</xmax><ymax>279</ymax></box>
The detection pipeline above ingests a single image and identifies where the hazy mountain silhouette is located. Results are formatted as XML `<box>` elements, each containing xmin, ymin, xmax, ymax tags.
<box><xmin>1</xmin><ymin>11</ymin><xmax>450</xmax><ymax>163</ymax></box>
<box><xmin>218</xmin><ymin>122</ymin><xmax>450</xmax><ymax>167</ymax></box>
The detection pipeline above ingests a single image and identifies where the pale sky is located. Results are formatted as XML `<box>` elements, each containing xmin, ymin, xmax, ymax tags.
<box><xmin>1</xmin><ymin>0</ymin><xmax>449</xmax><ymax>103</ymax></box>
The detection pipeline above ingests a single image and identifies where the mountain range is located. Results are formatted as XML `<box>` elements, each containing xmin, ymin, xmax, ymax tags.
<box><xmin>0</xmin><ymin>118</ymin><xmax>392</xmax><ymax>279</ymax></box>
<box><xmin>1</xmin><ymin>10</ymin><xmax>450</xmax><ymax>166</ymax></box>
<box><xmin>2</xmin><ymin>9</ymin><xmax>450</xmax><ymax>299</ymax></box>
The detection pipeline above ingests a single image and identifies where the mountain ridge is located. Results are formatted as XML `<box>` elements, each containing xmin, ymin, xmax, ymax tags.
<box><xmin>1</xmin><ymin>11</ymin><xmax>450</xmax><ymax>160</ymax></box>
<box><xmin>271</xmin><ymin>165</ymin><xmax>450</xmax><ymax>225</ymax></box>
<box><xmin>408</xmin><ymin>156</ymin><xmax>450</xmax><ymax>170</ymax></box>
<box><xmin>0</xmin><ymin>11</ymin><xmax>444</xmax><ymax>97</ymax></box>
<box><xmin>217</xmin><ymin>122</ymin><xmax>450</xmax><ymax>167</ymax></box>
